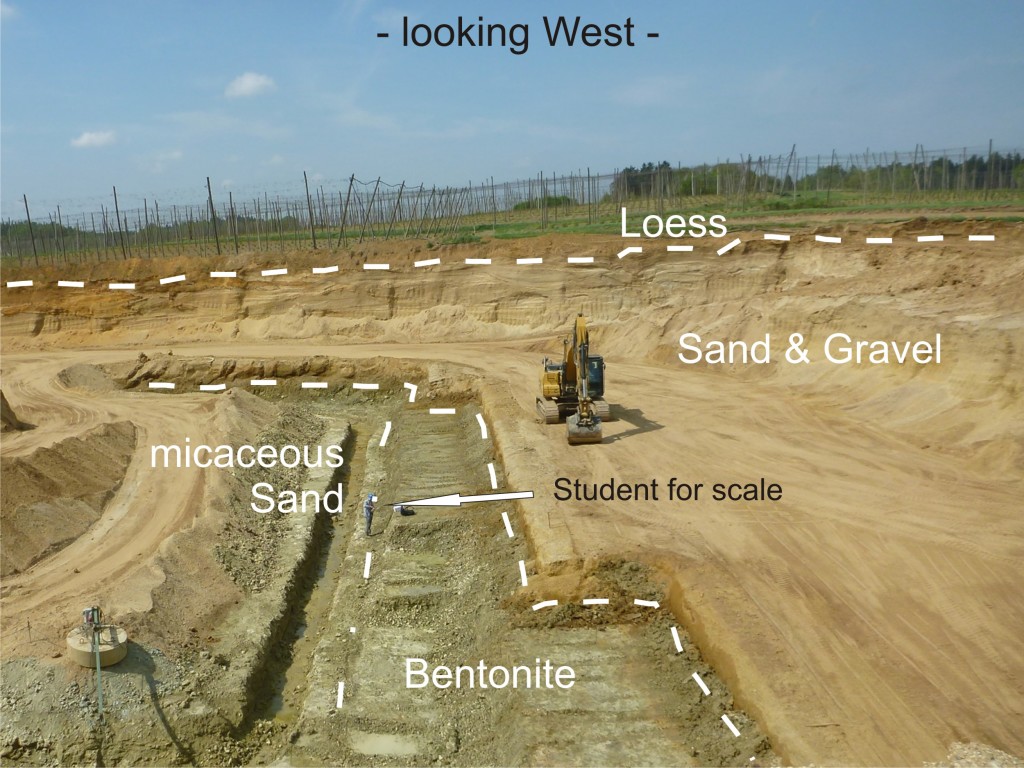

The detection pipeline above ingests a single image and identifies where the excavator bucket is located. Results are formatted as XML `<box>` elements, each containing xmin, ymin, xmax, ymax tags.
<box><xmin>567</xmin><ymin>413</ymin><xmax>602</xmax><ymax>445</ymax></box>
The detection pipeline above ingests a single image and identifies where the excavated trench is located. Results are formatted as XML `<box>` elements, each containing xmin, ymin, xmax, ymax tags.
<box><xmin>3</xmin><ymin>356</ymin><xmax>774</xmax><ymax>766</ymax></box>
<box><xmin>254</xmin><ymin>420</ymin><xmax>366</xmax><ymax>728</ymax></box>
<box><xmin>220</xmin><ymin>376</ymin><xmax>775</xmax><ymax>766</ymax></box>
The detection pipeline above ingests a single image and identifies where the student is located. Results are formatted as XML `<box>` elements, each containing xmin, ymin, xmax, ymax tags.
<box><xmin>363</xmin><ymin>493</ymin><xmax>376</xmax><ymax>536</ymax></box>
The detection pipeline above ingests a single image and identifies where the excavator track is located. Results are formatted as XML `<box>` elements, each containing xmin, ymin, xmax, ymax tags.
<box><xmin>536</xmin><ymin>398</ymin><xmax>561</xmax><ymax>424</ymax></box>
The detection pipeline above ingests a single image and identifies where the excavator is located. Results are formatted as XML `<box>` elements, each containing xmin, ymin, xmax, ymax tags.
<box><xmin>536</xmin><ymin>313</ymin><xmax>610</xmax><ymax>444</ymax></box>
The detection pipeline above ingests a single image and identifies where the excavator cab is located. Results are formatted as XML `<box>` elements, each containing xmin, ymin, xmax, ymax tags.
<box><xmin>586</xmin><ymin>357</ymin><xmax>605</xmax><ymax>399</ymax></box>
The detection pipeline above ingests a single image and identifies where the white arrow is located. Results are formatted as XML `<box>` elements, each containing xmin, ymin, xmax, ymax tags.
<box><xmin>395</xmin><ymin>490</ymin><xmax>534</xmax><ymax>507</ymax></box>
<box><xmin>617</xmin><ymin>246</ymin><xmax>643</xmax><ymax>259</ymax></box>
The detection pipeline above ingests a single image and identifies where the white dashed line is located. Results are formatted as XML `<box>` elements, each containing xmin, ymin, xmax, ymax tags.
<box><xmin>429</xmin><ymin>408</ymin><xmax>456</xmax><ymax>415</ymax></box>
<box><xmin>8</xmin><ymin>229</ymin><xmax>1001</xmax><ymax>301</ymax></box>
<box><xmin>487</xmin><ymin>462</ymin><xmax>498</xmax><ymax>490</ymax></box>
<box><xmin>692</xmin><ymin>672</ymin><xmax>711</xmax><ymax>696</ymax></box>
<box><xmin>501</xmin><ymin>511</ymin><xmax>514</xmax><ymax>538</ymax></box>
<box><xmin>633</xmin><ymin>598</ymin><xmax>660</xmax><ymax>609</ymax></box>
<box><xmin>301</xmin><ymin>382</ymin><xmax>328</xmax><ymax>389</ymax></box>
<box><xmin>403</xmin><ymin>382</ymin><xmax>418</xmax><ymax>402</ymax></box>
<box><xmin>250</xmin><ymin>379</ymin><xmax>277</xmax><ymax>386</ymax></box>
<box><xmin>532</xmin><ymin>600</ymin><xmax>558</xmax><ymax>611</ymax></box>
<box><xmin>670</xmin><ymin>626</ymin><xmax>683</xmax><ymax>653</ymax></box>
<box><xmin>582</xmin><ymin>598</ymin><xmax>609</xmax><ymax>606</ymax></box>
<box><xmin>519</xmin><ymin>560</ymin><xmax>528</xmax><ymax>587</ymax></box>
<box><xmin>363</xmin><ymin>552</ymin><xmax>372</xmax><ymax>580</ymax></box>
<box><xmin>716</xmin><ymin>238</ymin><xmax>741</xmax><ymax>256</ymax></box>
<box><xmin>476</xmin><ymin>413</ymin><xmax>488</xmax><ymax>439</ymax></box>
<box><xmin>199</xmin><ymin>383</ymin><xmax>226</xmax><ymax>392</ymax></box>
<box><xmin>379</xmin><ymin>421</ymin><xmax>392</xmax><ymax>447</ymax></box>
<box><xmin>722</xmin><ymin>714</ymin><xmax>741</xmax><ymax>737</ymax></box>
<box><xmin>10</xmin><ymin>230</ymin><xmax>999</xmax><ymax>303</ymax></box>
<box><xmin>352</xmin><ymin>383</ymin><xmax>379</xmax><ymax>390</ymax></box>
<box><xmin>148</xmin><ymin>382</ymin><xmax>175</xmax><ymax>390</ymax></box>
<box><xmin>336</xmin><ymin>682</ymin><xmax>345</xmax><ymax>708</ymax></box>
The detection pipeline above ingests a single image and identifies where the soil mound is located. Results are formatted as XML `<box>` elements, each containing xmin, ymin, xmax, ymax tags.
<box><xmin>56</xmin><ymin>362</ymin><xmax>116</xmax><ymax>392</ymax></box>
<box><xmin>1</xmin><ymin>390</ymin><xmax>30</xmax><ymax>432</ymax></box>
<box><xmin>0</xmin><ymin>420</ymin><xmax>136</xmax><ymax>576</ymax></box>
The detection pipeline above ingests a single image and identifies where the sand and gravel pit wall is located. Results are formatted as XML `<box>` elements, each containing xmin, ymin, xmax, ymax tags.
<box><xmin>0</xmin><ymin>420</ymin><xmax>137</xmax><ymax>577</ymax></box>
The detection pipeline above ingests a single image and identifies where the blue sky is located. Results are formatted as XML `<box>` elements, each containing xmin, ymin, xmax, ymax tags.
<box><xmin>1</xmin><ymin>0</ymin><xmax>1022</xmax><ymax>218</ymax></box>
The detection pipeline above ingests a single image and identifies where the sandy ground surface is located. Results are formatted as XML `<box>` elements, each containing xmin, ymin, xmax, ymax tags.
<box><xmin>1</xmin><ymin>220</ymin><xmax>1022</xmax><ymax>766</ymax></box>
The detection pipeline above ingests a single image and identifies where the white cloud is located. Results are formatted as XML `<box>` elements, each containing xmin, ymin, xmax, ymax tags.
<box><xmin>335</xmin><ymin>103</ymin><xmax>397</xmax><ymax>131</ymax></box>
<box><xmin>225</xmin><ymin>72</ymin><xmax>276</xmax><ymax>99</ymax></box>
<box><xmin>164</xmin><ymin>110</ymin><xmax>288</xmax><ymax>140</ymax></box>
<box><xmin>1</xmin><ymin>2</ymin><xmax>18</xmax><ymax>20</ymax></box>
<box><xmin>140</xmin><ymin>149</ymin><xmax>183</xmax><ymax>173</ymax></box>
<box><xmin>70</xmin><ymin>130</ymin><xmax>116</xmax><ymax>148</ymax></box>
<box><xmin>166</xmin><ymin>110</ymin><xmax>236</xmax><ymax>133</ymax></box>
<box><xmin>266</xmin><ymin>154</ymin><xmax>285</xmax><ymax>166</ymax></box>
